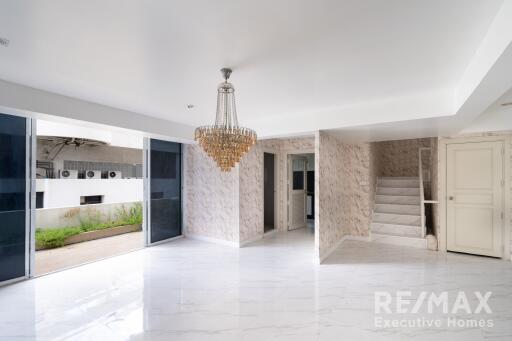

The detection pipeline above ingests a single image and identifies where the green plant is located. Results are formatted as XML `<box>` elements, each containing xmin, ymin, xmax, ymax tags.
<box><xmin>78</xmin><ymin>209</ymin><xmax>103</xmax><ymax>232</ymax></box>
<box><xmin>115</xmin><ymin>203</ymin><xmax>143</xmax><ymax>226</ymax></box>
<box><xmin>36</xmin><ymin>203</ymin><xmax>143</xmax><ymax>249</ymax></box>
<box><xmin>35</xmin><ymin>227</ymin><xmax>82</xmax><ymax>249</ymax></box>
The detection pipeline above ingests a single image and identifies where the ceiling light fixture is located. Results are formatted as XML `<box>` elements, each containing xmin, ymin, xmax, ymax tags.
<box><xmin>0</xmin><ymin>37</ymin><xmax>10</xmax><ymax>47</ymax></box>
<box><xmin>195</xmin><ymin>68</ymin><xmax>257</xmax><ymax>172</ymax></box>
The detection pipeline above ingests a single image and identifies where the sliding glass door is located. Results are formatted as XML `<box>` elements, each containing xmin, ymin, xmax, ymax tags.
<box><xmin>0</xmin><ymin>113</ymin><xmax>33</xmax><ymax>284</ymax></box>
<box><xmin>144</xmin><ymin>138</ymin><xmax>182</xmax><ymax>245</ymax></box>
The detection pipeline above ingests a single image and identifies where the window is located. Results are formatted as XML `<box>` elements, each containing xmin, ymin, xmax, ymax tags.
<box><xmin>292</xmin><ymin>159</ymin><xmax>305</xmax><ymax>190</ymax></box>
<box><xmin>80</xmin><ymin>195</ymin><xmax>103</xmax><ymax>205</ymax></box>
<box><xmin>293</xmin><ymin>172</ymin><xmax>304</xmax><ymax>190</ymax></box>
<box><xmin>36</xmin><ymin>192</ymin><xmax>44</xmax><ymax>209</ymax></box>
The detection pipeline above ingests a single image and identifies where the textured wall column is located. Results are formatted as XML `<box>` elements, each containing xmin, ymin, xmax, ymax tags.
<box><xmin>315</xmin><ymin>131</ymin><xmax>344</xmax><ymax>261</ymax></box>
<box><xmin>184</xmin><ymin>144</ymin><xmax>240</xmax><ymax>245</ymax></box>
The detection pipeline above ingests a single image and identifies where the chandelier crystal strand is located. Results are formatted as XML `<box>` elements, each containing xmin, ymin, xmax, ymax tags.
<box><xmin>195</xmin><ymin>68</ymin><xmax>257</xmax><ymax>172</ymax></box>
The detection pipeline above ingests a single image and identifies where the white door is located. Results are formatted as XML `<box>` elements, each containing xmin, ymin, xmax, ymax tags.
<box><xmin>446</xmin><ymin>141</ymin><xmax>503</xmax><ymax>257</ymax></box>
<box><xmin>288</xmin><ymin>156</ymin><xmax>306</xmax><ymax>230</ymax></box>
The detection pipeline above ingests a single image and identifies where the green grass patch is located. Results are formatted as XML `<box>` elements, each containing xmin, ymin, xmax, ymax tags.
<box><xmin>35</xmin><ymin>227</ymin><xmax>82</xmax><ymax>249</ymax></box>
<box><xmin>36</xmin><ymin>203</ymin><xmax>143</xmax><ymax>249</ymax></box>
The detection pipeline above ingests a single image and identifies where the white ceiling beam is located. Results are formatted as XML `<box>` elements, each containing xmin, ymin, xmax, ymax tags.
<box><xmin>0</xmin><ymin>79</ymin><xmax>196</xmax><ymax>143</ymax></box>
<box><xmin>452</xmin><ymin>0</ymin><xmax>512</xmax><ymax>131</ymax></box>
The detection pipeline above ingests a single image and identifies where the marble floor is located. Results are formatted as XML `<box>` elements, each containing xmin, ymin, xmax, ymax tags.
<box><xmin>1</xmin><ymin>228</ymin><xmax>512</xmax><ymax>340</ymax></box>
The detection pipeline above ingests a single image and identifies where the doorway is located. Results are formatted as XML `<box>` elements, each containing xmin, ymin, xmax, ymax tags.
<box><xmin>288</xmin><ymin>153</ymin><xmax>315</xmax><ymax>231</ymax></box>
<box><xmin>34</xmin><ymin>119</ymin><xmax>146</xmax><ymax>275</ymax></box>
<box><xmin>446</xmin><ymin>140</ymin><xmax>504</xmax><ymax>258</ymax></box>
<box><xmin>0</xmin><ymin>111</ymin><xmax>184</xmax><ymax>285</ymax></box>
<box><xmin>263</xmin><ymin>153</ymin><xmax>276</xmax><ymax>233</ymax></box>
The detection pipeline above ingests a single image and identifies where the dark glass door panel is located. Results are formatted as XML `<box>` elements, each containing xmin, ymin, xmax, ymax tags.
<box><xmin>150</xmin><ymin>139</ymin><xmax>181</xmax><ymax>243</ymax></box>
<box><xmin>0</xmin><ymin>113</ymin><xmax>27</xmax><ymax>282</ymax></box>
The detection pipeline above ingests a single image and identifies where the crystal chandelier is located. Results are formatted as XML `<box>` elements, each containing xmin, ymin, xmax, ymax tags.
<box><xmin>195</xmin><ymin>68</ymin><xmax>257</xmax><ymax>172</ymax></box>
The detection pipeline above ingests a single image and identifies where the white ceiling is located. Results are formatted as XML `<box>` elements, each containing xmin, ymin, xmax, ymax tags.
<box><xmin>462</xmin><ymin>87</ymin><xmax>512</xmax><ymax>134</ymax></box>
<box><xmin>0</xmin><ymin>0</ymin><xmax>510</xmax><ymax>139</ymax></box>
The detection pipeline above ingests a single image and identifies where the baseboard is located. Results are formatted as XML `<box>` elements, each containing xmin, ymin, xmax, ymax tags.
<box><xmin>185</xmin><ymin>234</ymin><xmax>240</xmax><ymax>248</ymax></box>
<box><xmin>344</xmin><ymin>235</ymin><xmax>371</xmax><ymax>242</ymax></box>
<box><xmin>318</xmin><ymin>236</ymin><xmax>345</xmax><ymax>264</ymax></box>
<box><xmin>318</xmin><ymin>234</ymin><xmax>371</xmax><ymax>264</ymax></box>
<box><xmin>263</xmin><ymin>229</ymin><xmax>278</xmax><ymax>237</ymax></box>
<box><xmin>240</xmin><ymin>234</ymin><xmax>264</xmax><ymax>247</ymax></box>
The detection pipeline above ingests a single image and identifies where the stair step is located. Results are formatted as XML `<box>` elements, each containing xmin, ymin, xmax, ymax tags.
<box><xmin>375</xmin><ymin>195</ymin><xmax>421</xmax><ymax>205</ymax></box>
<box><xmin>370</xmin><ymin>232</ymin><xmax>426</xmax><ymax>249</ymax></box>
<box><xmin>373</xmin><ymin>212</ymin><xmax>421</xmax><ymax>226</ymax></box>
<box><xmin>377</xmin><ymin>178</ymin><xmax>420</xmax><ymax>188</ymax></box>
<box><xmin>371</xmin><ymin>222</ymin><xmax>422</xmax><ymax>238</ymax></box>
<box><xmin>374</xmin><ymin>204</ymin><xmax>421</xmax><ymax>215</ymax></box>
<box><xmin>376</xmin><ymin>187</ymin><xmax>420</xmax><ymax>196</ymax></box>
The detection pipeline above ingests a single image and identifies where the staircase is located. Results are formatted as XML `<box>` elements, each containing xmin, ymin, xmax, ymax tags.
<box><xmin>370</xmin><ymin>177</ymin><xmax>427</xmax><ymax>248</ymax></box>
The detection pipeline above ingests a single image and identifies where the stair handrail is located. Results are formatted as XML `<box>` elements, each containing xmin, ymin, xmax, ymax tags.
<box><xmin>418</xmin><ymin>147</ymin><xmax>431</xmax><ymax>238</ymax></box>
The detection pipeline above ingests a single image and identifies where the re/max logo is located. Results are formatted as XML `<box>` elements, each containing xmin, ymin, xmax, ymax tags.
<box><xmin>374</xmin><ymin>291</ymin><xmax>492</xmax><ymax>314</ymax></box>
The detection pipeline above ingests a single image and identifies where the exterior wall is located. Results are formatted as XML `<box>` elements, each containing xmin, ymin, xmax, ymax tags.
<box><xmin>316</xmin><ymin>131</ymin><xmax>344</xmax><ymax>260</ymax></box>
<box><xmin>36</xmin><ymin>179</ymin><xmax>143</xmax><ymax>208</ymax></box>
<box><xmin>37</xmin><ymin>139</ymin><xmax>142</xmax><ymax>176</ymax></box>
<box><xmin>36</xmin><ymin>201</ymin><xmax>141</xmax><ymax>229</ymax></box>
<box><xmin>184</xmin><ymin>144</ymin><xmax>240</xmax><ymax>244</ymax></box>
<box><xmin>375</xmin><ymin>138</ymin><xmax>433</xmax><ymax>177</ymax></box>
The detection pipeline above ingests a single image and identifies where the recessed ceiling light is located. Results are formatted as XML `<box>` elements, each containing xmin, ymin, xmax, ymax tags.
<box><xmin>0</xmin><ymin>37</ymin><xmax>9</xmax><ymax>47</ymax></box>
<box><xmin>187</xmin><ymin>104</ymin><xmax>195</xmax><ymax>109</ymax></box>
<box><xmin>501</xmin><ymin>102</ymin><xmax>512</xmax><ymax>107</ymax></box>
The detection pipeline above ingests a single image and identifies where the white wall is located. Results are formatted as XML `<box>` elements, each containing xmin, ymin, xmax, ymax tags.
<box><xmin>36</xmin><ymin>179</ymin><xmax>143</xmax><ymax>208</ymax></box>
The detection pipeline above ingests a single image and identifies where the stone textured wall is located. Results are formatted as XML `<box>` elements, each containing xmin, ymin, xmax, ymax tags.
<box><xmin>316</xmin><ymin>131</ymin><xmax>344</xmax><ymax>259</ymax></box>
<box><xmin>341</xmin><ymin>142</ymin><xmax>375</xmax><ymax>237</ymax></box>
<box><xmin>185</xmin><ymin>137</ymin><xmax>315</xmax><ymax>245</ymax></box>
<box><xmin>184</xmin><ymin>144</ymin><xmax>240</xmax><ymax>243</ymax></box>
<box><xmin>316</xmin><ymin>138</ymin><xmax>375</xmax><ymax>258</ymax></box>
<box><xmin>238</xmin><ymin>137</ymin><xmax>315</xmax><ymax>243</ymax></box>
<box><xmin>375</xmin><ymin>138</ymin><xmax>433</xmax><ymax>177</ymax></box>
<box><xmin>239</xmin><ymin>144</ymin><xmax>263</xmax><ymax>243</ymax></box>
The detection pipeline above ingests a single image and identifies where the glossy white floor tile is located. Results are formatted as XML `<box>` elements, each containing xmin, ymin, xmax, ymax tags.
<box><xmin>1</xmin><ymin>228</ymin><xmax>512</xmax><ymax>340</ymax></box>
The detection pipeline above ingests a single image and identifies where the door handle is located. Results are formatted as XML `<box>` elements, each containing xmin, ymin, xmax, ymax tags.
<box><xmin>448</xmin><ymin>196</ymin><xmax>454</xmax><ymax>200</ymax></box>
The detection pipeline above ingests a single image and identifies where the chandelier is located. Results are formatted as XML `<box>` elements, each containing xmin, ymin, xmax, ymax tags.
<box><xmin>195</xmin><ymin>68</ymin><xmax>257</xmax><ymax>172</ymax></box>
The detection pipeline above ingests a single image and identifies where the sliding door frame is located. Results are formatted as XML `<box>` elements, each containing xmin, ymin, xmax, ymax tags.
<box><xmin>27</xmin><ymin>119</ymin><xmax>36</xmax><ymax>278</ymax></box>
<box><xmin>143</xmin><ymin>137</ymin><xmax>151</xmax><ymax>246</ymax></box>
<box><xmin>0</xmin><ymin>113</ymin><xmax>35</xmax><ymax>286</ymax></box>
<box><xmin>143</xmin><ymin>137</ymin><xmax>184</xmax><ymax>247</ymax></box>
